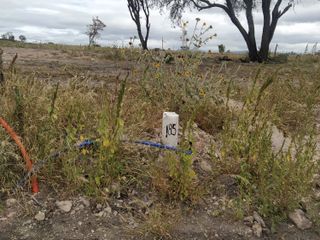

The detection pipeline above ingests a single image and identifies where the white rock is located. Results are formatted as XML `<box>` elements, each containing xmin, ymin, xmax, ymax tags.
<box><xmin>96</xmin><ymin>204</ymin><xmax>103</xmax><ymax>210</ymax></box>
<box><xmin>5</xmin><ymin>198</ymin><xmax>17</xmax><ymax>208</ymax></box>
<box><xmin>289</xmin><ymin>209</ymin><xmax>312</xmax><ymax>230</ymax></box>
<box><xmin>76</xmin><ymin>204</ymin><xmax>85</xmax><ymax>211</ymax></box>
<box><xmin>104</xmin><ymin>206</ymin><xmax>112</xmax><ymax>214</ymax></box>
<box><xmin>35</xmin><ymin>211</ymin><xmax>45</xmax><ymax>221</ymax></box>
<box><xmin>79</xmin><ymin>197</ymin><xmax>90</xmax><ymax>207</ymax></box>
<box><xmin>56</xmin><ymin>200</ymin><xmax>73</xmax><ymax>213</ymax></box>
<box><xmin>23</xmin><ymin>220</ymin><xmax>32</xmax><ymax>226</ymax></box>
<box><xmin>252</xmin><ymin>222</ymin><xmax>262</xmax><ymax>238</ymax></box>
<box><xmin>94</xmin><ymin>211</ymin><xmax>106</xmax><ymax>218</ymax></box>
<box><xmin>200</xmin><ymin>160</ymin><xmax>212</xmax><ymax>172</ymax></box>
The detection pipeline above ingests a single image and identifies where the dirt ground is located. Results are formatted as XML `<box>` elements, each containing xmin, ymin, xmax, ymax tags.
<box><xmin>1</xmin><ymin>46</ymin><xmax>320</xmax><ymax>240</ymax></box>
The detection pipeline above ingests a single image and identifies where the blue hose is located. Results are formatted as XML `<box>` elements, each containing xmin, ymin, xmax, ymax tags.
<box><xmin>133</xmin><ymin>140</ymin><xmax>192</xmax><ymax>155</ymax></box>
<box><xmin>77</xmin><ymin>139</ymin><xmax>192</xmax><ymax>155</ymax></box>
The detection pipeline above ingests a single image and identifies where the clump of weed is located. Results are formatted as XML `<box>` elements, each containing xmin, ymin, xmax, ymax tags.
<box><xmin>0</xmin><ymin>134</ymin><xmax>25</xmax><ymax>191</ymax></box>
<box><xmin>84</xmin><ymin>76</ymin><xmax>127</xmax><ymax>195</ymax></box>
<box><xmin>214</xmin><ymin>73</ymin><xmax>318</xmax><ymax>225</ymax></box>
<box><xmin>150</xmin><ymin>119</ymin><xmax>200</xmax><ymax>202</ymax></box>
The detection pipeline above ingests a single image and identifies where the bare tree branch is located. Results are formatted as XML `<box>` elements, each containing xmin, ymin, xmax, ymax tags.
<box><xmin>127</xmin><ymin>0</ymin><xmax>151</xmax><ymax>50</ymax></box>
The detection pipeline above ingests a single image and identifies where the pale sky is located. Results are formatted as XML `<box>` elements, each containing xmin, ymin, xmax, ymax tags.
<box><xmin>0</xmin><ymin>0</ymin><xmax>319</xmax><ymax>52</ymax></box>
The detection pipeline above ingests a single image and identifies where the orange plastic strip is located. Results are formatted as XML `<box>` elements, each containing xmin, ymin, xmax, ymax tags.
<box><xmin>0</xmin><ymin>117</ymin><xmax>39</xmax><ymax>193</ymax></box>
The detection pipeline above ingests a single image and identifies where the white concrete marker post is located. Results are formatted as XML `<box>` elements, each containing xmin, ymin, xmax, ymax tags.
<box><xmin>162</xmin><ymin>112</ymin><xmax>179</xmax><ymax>147</ymax></box>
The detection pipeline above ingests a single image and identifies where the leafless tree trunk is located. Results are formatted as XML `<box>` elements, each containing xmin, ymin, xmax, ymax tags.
<box><xmin>127</xmin><ymin>0</ymin><xmax>151</xmax><ymax>50</ymax></box>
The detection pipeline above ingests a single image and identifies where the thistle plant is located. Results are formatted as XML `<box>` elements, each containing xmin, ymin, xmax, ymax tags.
<box><xmin>179</xmin><ymin>18</ymin><xmax>217</xmax><ymax>50</ymax></box>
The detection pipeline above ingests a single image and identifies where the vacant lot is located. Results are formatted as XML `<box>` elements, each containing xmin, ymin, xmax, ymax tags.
<box><xmin>1</xmin><ymin>42</ymin><xmax>320</xmax><ymax>239</ymax></box>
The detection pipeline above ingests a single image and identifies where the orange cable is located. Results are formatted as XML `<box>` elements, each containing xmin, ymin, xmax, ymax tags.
<box><xmin>0</xmin><ymin>117</ymin><xmax>39</xmax><ymax>193</ymax></box>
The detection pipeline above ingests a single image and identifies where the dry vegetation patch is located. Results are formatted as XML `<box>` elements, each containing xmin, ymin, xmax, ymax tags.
<box><xmin>1</xmin><ymin>43</ymin><xmax>320</xmax><ymax>238</ymax></box>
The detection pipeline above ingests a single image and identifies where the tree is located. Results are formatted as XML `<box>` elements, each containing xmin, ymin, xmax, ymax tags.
<box><xmin>127</xmin><ymin>0</ymin><xmax>151</xmax><ymax>50</ymax></box>
<box><xmin>86</xmin><ymin>17</ymin><xmax>106</xmax><ymax>46</ymax></box>
<box><xmin>218</xmin><ymin>44</ymin><xmax>225</xmax><ymax>54</ymax></box>
<box><xmin>155</xmin><ymin>0</ymin><xmax>298</xmax><ymax>62</ymax></box>
<box><xmin>1</xmin><ymin>32</ymin><xmax>15</xmax><ymax>41</ymax></box>
<box><xmin>19</xmin><ymin>35</ymin><xmax>26</xmax><ymax>43</ymax></box>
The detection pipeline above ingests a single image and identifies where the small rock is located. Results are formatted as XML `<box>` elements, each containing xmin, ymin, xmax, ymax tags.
<box><xmin>5</xmin><ymin>198</ymin><xmax>17</xmax><ymax>208</ymax></box>
<box><xmin>23</xmin><ymin>220</ymin><xmax>32</xmax><ymax>226</ymax></box>
<box><xmin>35</xmin><ymin>211</ymin><xmax>45</xmax><ymax>221</ymax></box>
<box><xmin>94</xmin><ymin>211</ymin><xmax>106</xmax><ymax>218</ymax></box>
<box><xmin>200</xmin><ymin>160</ymin><xmax>212</xmax><ymax>172</ymax></box>
<box><xmin>77</xmin><ymin>204</ymin><xmax>85</xmax><ymax>211</ymax></box>
<box><xmin>252</xmin><ymin>222</ymin><xmax>262</xmax><ymax>238</ymax></box>
<box><xmin>244</xmin><ymin>216</ymin><xmax>254</xmax><ymax>226</ymax></box>
<box><xmin>289</xmin><ymin>209</ymin><xmax>312</xmax><ymax>230</ymax></box>
<box><xmin>253</xmin><ymin>211</ymin><xmax>266</xmax><ymax>228</ymax></box>
<box><xmin>104</xmin><ymin>206</ymin><xmax>112</xmax><ymax>214</ymax></box>
<box><xmin>79</xmin><ymin>197</ymin><xmax>90</xmax><ymax>207</ymax></box>
<box><xmin>0</xmin><ymin>217</ymin><xmax>7</xmax><ymax>221</ymax></box>
<box><xmin>56</xmin><ymin>200</ymin><xmax>73</xmax><ymax>213</ymax></box>
<box><xmin>96</xmin><ymin>204</ymin><xmax>103</xmax><ymax>211</ymax></box>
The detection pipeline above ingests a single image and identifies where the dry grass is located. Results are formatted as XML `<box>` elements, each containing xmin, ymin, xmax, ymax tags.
<box><xmin>0</xmin><ymin>42</ymin><xmax>319</xmax><ymax>232</ymax></box>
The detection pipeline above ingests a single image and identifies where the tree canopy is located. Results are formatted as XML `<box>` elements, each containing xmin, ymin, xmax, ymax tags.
<box><xmin>155</xmin><ymin>0</ymin><xmax>298</xmax><ymax>62</ymax></box>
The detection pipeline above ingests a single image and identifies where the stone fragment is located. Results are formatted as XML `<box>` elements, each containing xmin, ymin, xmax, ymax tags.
<box><xmin>200</xmin><ymin>160</ymin><xmax>212</xmax><ymax>172</ymax></box>
<box><xmin>289</xmin><ymin>209</ymin><xmax>312</xmax><ymax>230</ymax></box>
<box><xmin>35</xmin><ymin>211</ymin><xmax>45</xmax><ymax>221</ymax></box>
<box><xmin>5</xmin><ymin>198</ymin><xmax>17</xmax><ymax>208</ymax></box>
<box><xmin>79</xmin><ymin>197</ymin><xmax>90</xmax><ymax>207</ymax></box>
<box><xmin>252</xmin><ymin>222</ymin><xmax>262</xmax><ymax>238</ymax></box>
<box><xmin>56</xmin><ymin>200</ymin><xmax>73</xmax><ymax>213</ymax></box>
